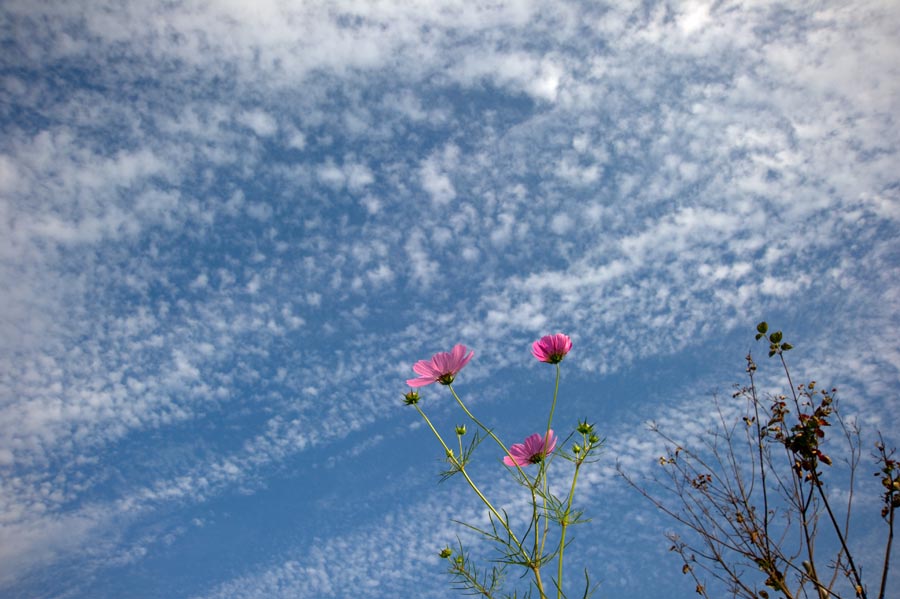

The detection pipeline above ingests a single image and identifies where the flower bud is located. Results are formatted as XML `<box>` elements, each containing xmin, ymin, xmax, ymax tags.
<box><xmin>573</xmin><ymin>444</ymin><xmax>582</xmax><ymax>454</ymax></box>
<box><xmin>403</xmin><ymin>390</ymin><xmax>420</xmax><ymax>405</ymax></box>
<box><xmin>439</xmin><ymin>547</ymin><xmax>453</xmax><ymax>559</ymax></box>
<box><xmin>455</xmin><ymin>424</ymin><xmax>467</xmax><ymax>436</ymax></box>
<box><xmin>576</xmin><ymin>419</ymin><xmax>594</xmax><ymax>435</ymax></box>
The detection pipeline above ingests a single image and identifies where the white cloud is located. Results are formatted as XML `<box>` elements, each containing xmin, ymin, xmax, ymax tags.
<box><xmin>246</xmin><ymin>274</ymin><xmax>262</xmax><ymax>294</ymax></box>
<box><xmin>359</xmin><ymin>194</ymin><xmax>381</xmax><ymax>215</ymax></box>
<box><xmin>550</xmin><ymin>213</ymin><xmax>573</xmax><ymax>235</ymax></box>
<box><xmin>0</xmin><ymin>509</ymin><xmax>107</xmax><ymax>586</ymax></box>
<box><xmin>419</xmin><ymin>158</ymin><xmax>456</xmax><ymax>205</ymax></box>
<box><xmin>450</xmin><ymin>49</ymin><xmax>566</xmax><ymax>102</ymax></box>
<box><xmin>677</xmin><ymin>1</ymin><xmax>712</xmax><ymax>36</ymax></box>
<box><xmin>366</xmin><ymin>263</ymin><xmax>395</xmax><ymax>286</ymax></box>
<box><xmin>284</xmin><ymin>128</ymin><xmax>306</xmax><ymax>150</ymax></box>
<box><xmin>345</xmin><ymin>163</ymin><xmax>374</xmax><ymax>191</ymax></box>
<box><xmin>237</xmin><ymin>110</ymin><xmax>278</xmax><ymax>137</ymax></box>
<box><xmin>316</xmin><ymin>159</ymin><xmax>374</xmax><ymax>191</ymax></box>
<box><xmin>404</xmin><ymin>230</ymin><xmax>436</xmax><ymax>285</ymax></box>
<box><xmin>245</xmin><ymin>201</ymin><xmax>274</xmax><ymax>221</ymax></box>
<box><xmin>0</xmin><ymin>154</ymin><xmax>20</xmax><ymax>192</ymax></box>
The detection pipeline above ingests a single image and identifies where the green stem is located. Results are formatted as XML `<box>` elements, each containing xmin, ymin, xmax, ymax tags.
<box><xmin>538</xmin><ymin>460</ymin><xmax>551</xmax><ymax>559</ymax></box>
<box><xmin>414</xmin><ymin>404</ymin><xmax>529</xmax><ymax>561</ymax></box>
<box><xmin>541</xmin><ymin>364</ymin><xmax>562</xmax><ymax>558</ymax></box>
<box><xmin>415</xmin><ymin>407</ymin><xmax>502</xmax><ymax>526</ymax></box>
<box><xmin>532</xmin><ymin>564</ymin><xmax>548</xmax><ymax>599</ymax></box>
<box><xmin>558</xmin><ymin>458</ymin><xmax>583</xmax><ymax>598</ymax></box>
<box><xmin>544</xmin><ymin>363</ymin><xmax>561</xmax><ymax>446</ymax></box>
<box><xmin>526</xmin><ymin>363</ymin><xmax>562</xmax><ymax>571</ymax></box>
<box><xmin>449</xmin><ymin>556</ymin><xmax>497</xmax><ymax>598</ymax></box>
<box><xmin>448</xmin><ymin>384</ymin><xmax>532</xmax><ymax>483</ymax></box>
<box><xmin>532</xmin><ymin>484</ymin><xmax>541</xmax><ymax>567</ymax></box>
<box><xmin>447</xmin><ymin>384</ymin><xmax>547</xmax><ymax>591</ymax></box>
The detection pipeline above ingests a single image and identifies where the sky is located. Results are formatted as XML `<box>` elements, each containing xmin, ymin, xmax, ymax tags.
<box><xmin>1</xmin><ymin>0</ymin><xmax>899</xmax><ymax>597</ymax></box>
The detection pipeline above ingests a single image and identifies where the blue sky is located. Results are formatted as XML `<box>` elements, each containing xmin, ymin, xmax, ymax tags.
<box><xmin>1</xmin><ymin>1</ymin><xmax>898</xmax><ymax>597</ymax></box>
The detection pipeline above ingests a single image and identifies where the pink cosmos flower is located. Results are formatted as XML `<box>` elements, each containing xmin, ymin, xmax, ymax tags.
<box><xmin>503</xmin><ymin>430</ymin><xmax>557</xmax><ymax>466</ymax></box>
<box><xmin>532</xmin><ymin>333</ymin><xmax>572</xmax><ymax>364</ymax></box>
<box><xmin>406</xmin><ymin>344</ymin><xmax>474</xmax><ymax>387</ymax></box>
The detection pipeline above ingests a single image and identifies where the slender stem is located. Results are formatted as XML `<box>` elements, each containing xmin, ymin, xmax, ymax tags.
<box><xmin>558</xmin><ymin>458</ymin><xmax>583</xmax><ymax>598</ymax></box>
<box><xmin>414</xmin><ymin>404</ymin><xmax>453</xmax><ymax>455</ymax></box>
<box><xmin>414</xmin><ymin>404</ymin><xmax>527</xmax><ymax>558</ymax></box>
<box><xmin>539</xmin><ymin>364</ymin><xmax>561</xmax><ymax>570</ymax></box>
<box><xmin>778</xmin><ymin>352</ymin><xmax>833</xmax><ymax>597</ymax></box>
<box><xmin>544</xmin><ymin>363</ymin><xmax>561</xmax><ymax>446</ymax></box>
<box><xmin>532</xmin><ymin>564</ymin><xmax>548</xmax><ymax>599</ymax></box>
<box><xmin>748</xmin><ymin>359</ymin><xmax>773</xmax><ymax>559</ymax></box>
<box><xmin>781</xmin><ymin>351</ymin><xmax>865</xmax><ymax>597</ymax></box>
<box><xmin>449</xmin><ymin>384</ymin><xmax>509</xmax><ymax>452</ymax></box>
<box><xmin>532</xmin><ymin>484</ymin><xmax>541</xmax><ymax>567</ymax></box>
<box><xmin>445</xmin><ymin>382</ymin><xmax>551</xmax><ymax>598</ymax></box>
<box><xmin>878</xmin><ymin>497</ymin><xmax>894</xmax><ymax>599</ymax></box>
<box><xmin>449</xmin><ymin>558</ymin><xmax>496</xmax><ymax>599</ymax></box>
<box><xmin>779</xmin><ymin>353</ymin><xmax>800</xmax><ymax>411</ymax></box>
<box><xmin>448</xmin><ymin>384</ymin><xmax>532</xmax><ymax>483</ymax></box>
<box><xmin>828</xmin><ymin>414</ymin><xmax>862</xmax><ymax>594</ymax></box>
<box><xmin>812</xmin><ymin>471</ymin><xmax>866</xmax><ymax>598</ymax></box>
<box><xmin>538</xmin><ymin>461</ymin><xmax>551</xmax><ymax>559</ymax></box>
<box><xmin>877</xmin><ymin>435</ymin><xmax>896</xmax><ymax>599</ymax></box>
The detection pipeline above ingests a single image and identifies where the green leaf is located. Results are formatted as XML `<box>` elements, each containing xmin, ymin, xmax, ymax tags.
<box><xmin>781</xmin><ymin>343</ymin><xmax>793</xmax><ymax>351</ymax></box>
<box><xmin>770</xmin><ymin>331</ymin><xmax>782</xmax><ymax>344</ymax></box>
<box><xmin>757</xmin><ymin>321</ymin><xmax>768</xmax><ymax>334</ymax></box>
